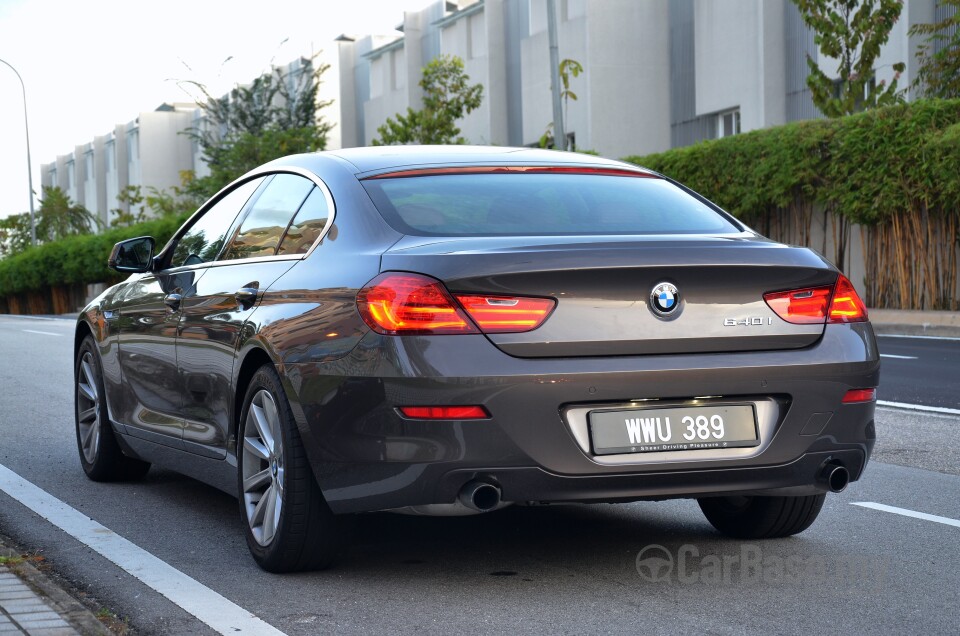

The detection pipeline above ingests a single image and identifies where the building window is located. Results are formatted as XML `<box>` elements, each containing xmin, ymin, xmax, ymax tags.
<box><xmin>831</xmin><ymin>77</ymin><xmax>874</xmax><ymax>110</ymax></box>
<box><xmin>717</xmin><ymin>109</ymin><xmax>741</xmax><ymax>138</ymax></box>
<box><xmin>85</xmin><ymin>152</ymin><xmax>94</xmax><ymax>181</ymax></box>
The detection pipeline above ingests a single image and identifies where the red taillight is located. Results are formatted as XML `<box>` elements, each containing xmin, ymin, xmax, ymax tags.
<box><xmin>453</xmin><ymin>294</ymin><xmax>556</xmax><ymax>333</ymax></box>
<box><xmin>399</xmin><ymin>406</ymin><xmax>490</xmax><ymax>419</ymax></box>
<box><xmin>763</xmin><ymin>286</ymin><xmax>833</xmax><ymax>324</ymax></box>
<box><xmin>764</xmin><ymin>274</ymin><xmax>868</xmax><ymax>325</ymax></box>
<box><xmin>828</xmin><ymin>275</ymin><xmax>869</xmax><ymax>323</ymax></box>
<box><xmin>842</xmin><ymin>388</ymin><xmax>877</xmax><ymax>404</ymax></box>
<box><xmin>357</xmin><ymin>272</ymin><xmax>557</xmax><ymax>335</ymax></box>
<box><xmin>357</xmin><ymin>273</ymin><xmax>478</xmax><ymax>335</ymax></box>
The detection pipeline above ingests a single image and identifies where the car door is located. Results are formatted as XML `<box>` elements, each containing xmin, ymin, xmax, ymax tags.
<box><xmin>114</xmin><ymin>177</ymin><xmax>264</xmax><ymax>447</ymax></box>
<box><xmin>177</xmin><ymin>172</ymin><xmax>324</xmax><ymax>457</ymax></box>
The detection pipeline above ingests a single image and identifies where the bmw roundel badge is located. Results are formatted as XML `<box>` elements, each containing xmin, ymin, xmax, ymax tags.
<box><xmin>650</xmin><ymin>282</ymin><xmax>681</xmax><ymax>317</ymax></box>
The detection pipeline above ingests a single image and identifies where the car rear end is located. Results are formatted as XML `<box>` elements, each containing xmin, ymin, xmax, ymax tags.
<box><xmin>291</xmin><ymin>157</ymin><xmax>879</xmax><ymax>531</ymax></box>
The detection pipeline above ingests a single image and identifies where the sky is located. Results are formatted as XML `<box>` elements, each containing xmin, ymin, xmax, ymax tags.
<box><xmin>0</xmin><ymin>0</ymin><xmax>432</xmax><ymax>219</ymax></box>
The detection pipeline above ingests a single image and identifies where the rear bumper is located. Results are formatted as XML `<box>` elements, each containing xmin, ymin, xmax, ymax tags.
<box><xmin>281</xmin><ymin>322</ymin><xmax>879</xmax><ymax>514</ymax></box>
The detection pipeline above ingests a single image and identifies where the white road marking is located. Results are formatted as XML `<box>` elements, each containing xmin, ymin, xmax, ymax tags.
<box><xmin>852</xmin><ymin>502</ymin><xmax>960</xmax><ymax>529</ymax></box>
<box><xmin>876</xmin><ymin>400</ymin><xmax>960</xmax><ymax>416</ymax></box>
<box><xmin>879</xmin><ymin>354</ymin><xmax>917</xmax><ymax>359</ymax></box>
<box><xmin>22</xmin><ymin>329</ymin><xmax>62</xmax><ymax>337</ymax></box>
<box><xmin>0</xmin><ymin>463</ymin><xmax>287</xmax><ymax>636</ymax></box>
<box><xmin>876</xmin><ymin>334</ymin><xmax>960</xmax><ymax>342</ymax></box>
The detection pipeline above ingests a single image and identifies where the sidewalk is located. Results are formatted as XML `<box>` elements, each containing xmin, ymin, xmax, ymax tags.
<box><xmin>0</xmin><ymin>542</ymin><xmax>109</xmax><ymax>636</ymax></box>
<box><xmin>868</xmin><ymin>308</ymin><xmax>960</xmax><ymax>337</ymax></box>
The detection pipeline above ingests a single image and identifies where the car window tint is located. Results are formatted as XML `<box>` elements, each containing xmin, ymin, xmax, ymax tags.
<box><xmin>362</xmin><ymin>173</ymin><xmax>740</xmax><ymax>236</ymax></box>
<box><xmin>171</xmin><ymin>177</ymin><xmax>263</xmax><ymax>268</ymax></box>
<box><xmin>277</xmin><ymin>187</ymin><xmax>330</xmax><ymax>255</ymax></box>
<box><xmin>220</xmin><ymin>173</ymin><xmax>314</xmax><ymax>261</ymax></box>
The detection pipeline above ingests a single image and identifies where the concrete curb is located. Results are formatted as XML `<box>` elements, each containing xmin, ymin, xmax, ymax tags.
<box><xmin>869</xmin><ymin>308</ymin><xmax>960</xmax><ymax>338</ymax></box>
<box><xmin>0</xmin><ymin>543</ymin><xmax>111</xmax><ymax>636</ymax></box>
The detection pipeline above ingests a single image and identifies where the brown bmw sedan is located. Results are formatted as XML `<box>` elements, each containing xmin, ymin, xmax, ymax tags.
<box><xmin>74</xmin><ymin>146</ymin><xmax>879</xmax><ymax>571</ymax></box>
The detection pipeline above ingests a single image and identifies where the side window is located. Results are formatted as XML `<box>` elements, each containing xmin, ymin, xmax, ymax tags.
<box><xmin>277</xmin><ymin>187</ymin><xmax>330</xmax><ymax>255</ymax></box>
<box><xmin>219</xmin><ymin>173</ymin><xmax>314</xmax><ymax>261</ymax></box>
<box><xmin>171</xmin><ymin>177</ymin><xmax>264</xmax><ymax>268</ymax></box>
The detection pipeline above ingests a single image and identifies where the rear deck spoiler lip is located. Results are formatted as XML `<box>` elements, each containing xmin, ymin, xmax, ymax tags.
<box><xmin>359</xmin><ymin>165</ymin><xmax>660</xmax><ymax>180</ymax></box>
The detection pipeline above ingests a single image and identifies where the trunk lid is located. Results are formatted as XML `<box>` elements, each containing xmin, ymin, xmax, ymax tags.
<box><xmin>380</xmin><ymin>234</ymin><xmax>836</xmax><ymax>358</ymax></box>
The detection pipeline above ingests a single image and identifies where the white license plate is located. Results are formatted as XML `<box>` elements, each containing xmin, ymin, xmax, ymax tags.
<box><xmin>588</xmin><ymin>404</ymin><xmax>759</xmax><ymax>455</ymax></box>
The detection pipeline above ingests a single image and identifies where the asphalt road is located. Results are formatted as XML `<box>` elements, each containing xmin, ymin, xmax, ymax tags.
<box><xmin>876</xmin><ymin>335</ymin><xmax>960</xmax><ymax>410</ymax></box>
<box><xmin>0</xmin><ymin>315</ymin><xmax>958</xmax><ymax>635</ymax></box>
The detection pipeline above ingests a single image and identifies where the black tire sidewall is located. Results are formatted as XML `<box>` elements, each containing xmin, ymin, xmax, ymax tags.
<box><xmin>237</xmin><ymin>364</ymin><xmax>325</xmax><ymax>571</ymax></box>
<box><xmin>699</xmin><ymin>494</ymin><xmax>826</xmax><ymax>539</ymax></box>
<box><xmin>75</xmin><ymin>337</ymin><xmax>107</xmax><ymax>477</ymax></box>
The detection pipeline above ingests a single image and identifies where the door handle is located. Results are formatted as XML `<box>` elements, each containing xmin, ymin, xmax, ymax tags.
<box><xmin>163</xmin><ymin>293</ymin><xmax>182</xmax><ymax>310</ymax></box>
<box><xmin>235</xmin><ymin>287</ymin><xmax>259</xmax><ymax>310</ymax></box>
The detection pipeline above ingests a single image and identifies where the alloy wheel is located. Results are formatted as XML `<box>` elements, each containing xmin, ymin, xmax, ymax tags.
<box><xmin>242</xmin><ymin>389</ymin><xmax>285</xmax><ymax>546</ymax></box>
<box><xmin>76</xmin><ymin>351</ymin><xmax>101</xmax><ymax>464</ymax></box>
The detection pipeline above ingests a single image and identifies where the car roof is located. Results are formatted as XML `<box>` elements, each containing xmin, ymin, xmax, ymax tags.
<box><xmin>323</xmin><ymin>145</ymin><xmax>646</xmax><ymax>175</ymax></box>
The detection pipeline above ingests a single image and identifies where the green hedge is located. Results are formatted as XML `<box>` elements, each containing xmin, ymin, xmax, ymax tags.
<box><xmin>0</xmin><ymin>214</ymin><xmax>189</xmax><ymax>297</ymax></box>
<box><xmin>625</xmin><ymin>99</ymin><xmax>960</xmax><ymax>226</ymax></box>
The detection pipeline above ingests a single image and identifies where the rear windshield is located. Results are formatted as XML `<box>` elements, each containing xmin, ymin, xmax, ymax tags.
<box><xmin>361</xmin><ymin>173</ymin><xmax>740</xmax><ymax>236</ymax></box>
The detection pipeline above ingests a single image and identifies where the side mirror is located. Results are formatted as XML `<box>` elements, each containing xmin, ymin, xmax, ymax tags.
<box><xmin>108</xmin><ymin>236</ymin><xmax>155</xmax><ymax>273</ymax></box>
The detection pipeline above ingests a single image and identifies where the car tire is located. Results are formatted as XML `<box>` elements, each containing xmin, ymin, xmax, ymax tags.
<box><xmin>237</xmin><ymin>363</ymin><xmax>345</xmax><ymax>572</ymax></box>
<box><xmin>698</xmin><ymin>493</ymin><xmax>826</xmax><ymax>539</ymax></box>
<box><xmin>75</xmin><ymin>335</ymin><xmax>150</xmax><ymax>481</ymax></box>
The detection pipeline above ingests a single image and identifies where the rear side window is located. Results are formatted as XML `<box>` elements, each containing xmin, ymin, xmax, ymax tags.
<box><xmin>361</xmin><ymin>173</ymin><xmax>740</xmax><ymax>236</ymax></box>
<box><xmin>220</xmin><ymin>174</ymin><xmax>314</xmax><ymax>261</ymax></box>
<box><xmin>278</xmin><ymin>187</ymin><xmax>330</xmax><ymax>255</ymax></box>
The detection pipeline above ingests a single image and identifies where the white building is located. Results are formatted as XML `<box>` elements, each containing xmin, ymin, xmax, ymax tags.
<box><xmin>338</xmin><ymin>0</ymin><xmax>950</xmax><ymax>156</ymax></box>
<box><xmin>41</xmin><ymin>55</ymin><xmax>339</xmax><ymax>227</ymax></box>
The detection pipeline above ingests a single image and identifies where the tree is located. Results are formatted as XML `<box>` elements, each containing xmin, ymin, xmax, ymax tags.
<box><xmin>794</xmin><ymin>0</ymin><xmax>905</xmax><ymax>117</ymax></box>
<box><xmin>35</xmin><ymin>187</ymin><xmax>99</xmax><ymax>243</ymax></box>
<box><xmin>111</xmin><ymin>175</ymin><xmax>201</xmax><ymax>228</ymax></box>
<box><xmin>0</xmin><ymin>186</ymin><xmax>100</xmax><ymax>258</ymax></box>
<box><xmin>539</xmin><ymin>58</ymin><xmax>583</xmax><ymax>149</ymax></box>
<box><xmin>184</xmin><ymin>54</ymin><xmax>333</xmax><ymax>198</ymax></box>
<box><xmin>909</xmin><ymin>0</ymin><xmax>960</xmax><ymax>99</ymax></box>
<box><xmin>0</xmin><ymin>213</ymin><xmax>34</xmax><ymax>258</ymax></box>
<box><xmin>373</xmin><ymin>55</ymin><xmax>484</xmax><ymax>145</ymax></box>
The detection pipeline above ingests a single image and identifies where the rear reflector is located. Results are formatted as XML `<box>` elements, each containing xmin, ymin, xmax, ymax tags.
<box><xmin>764</xmin><ymin>274</ymin><xmax>868</xmax><ymax>325</ymax></box>
<box><xmin>357</xmin><ymin>273</ymin><xmax>478</xmax><ymax>335</ymax></box>
<box><xmin>399</xmin><ymin>406</ymin><xmax>490</xmax><ymax>419</ymax></box>
<box><xmin>453</xmin><ymin>294</ymin><xmax>556</xmax><ymax>333</ymax></box>
<box><xmin>842</xmin><ymin>388</ymin><xmax>877</xmax><ymax>404</ymax></box>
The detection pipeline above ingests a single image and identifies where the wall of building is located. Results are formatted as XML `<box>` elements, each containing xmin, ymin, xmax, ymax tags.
<box><xmin>584</xmin><ymin>0</ymin><xmax>671</xmax><ymax>157</ymax></box>
<box><xmin>136</xmin><ymin>108</ymin><xmax>195</xmax><ymax>196</ymax></box>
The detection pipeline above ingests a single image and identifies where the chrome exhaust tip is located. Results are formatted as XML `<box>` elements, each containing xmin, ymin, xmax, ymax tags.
<box><xmin>458</xmin><ymin>480</ymin><xmax>502</xmax><ymax>512</ymax></box>
<box><xmin>818</xmin><ymin>463</ymin><xmax>850</xmax><ymax>493</ymax></box>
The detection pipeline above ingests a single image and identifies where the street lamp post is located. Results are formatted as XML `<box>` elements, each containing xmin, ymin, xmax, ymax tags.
<box><xmin>0</xmin><ymin>57</ymin><xmax>37</xmax><ymax>246</ymax></box>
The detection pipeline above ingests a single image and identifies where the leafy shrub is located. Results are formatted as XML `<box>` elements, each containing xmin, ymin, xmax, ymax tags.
<box><xmin>0</xmin><ymin>214</ymin><xmax>188</xmax><ymax>297</ymax></box>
